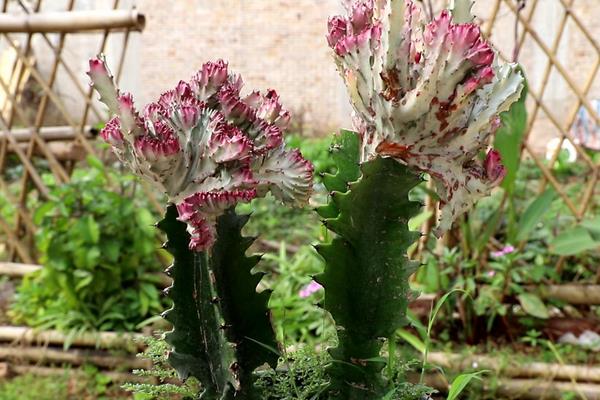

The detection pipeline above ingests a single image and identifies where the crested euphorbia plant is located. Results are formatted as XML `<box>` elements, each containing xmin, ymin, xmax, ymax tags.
<box><xmin>88</xmin><ymin>57</ymin><xmax>312</xmax><ymax>398</ymax></box>
<box><xmin>88</xmin><ymin>58</ymin><xmax>312</xmax><ymax>251</ymax></box>
<box><xmin>87</xmin><ymin>0</ymin><xmax>523</xmax><ymax>397</ymax></box>
<box><xmin>318</xmin><ymin>0</ymin><xmax>524</xmax><ymax>397</ymax></box>
<box><xmin>327</xmin><ymin>0</ymin><xmax>523</xmax><ymax>232</ymax></box>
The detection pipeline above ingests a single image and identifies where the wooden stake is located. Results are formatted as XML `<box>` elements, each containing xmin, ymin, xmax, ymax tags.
<box><xmin>10</xmin><ymin>364</ymin><xmax>148</xmax><ymax>383</ymax></box>
<box><xmin>0</xmin><ymin>125</ymin><xmax>93</xmax><ymax>142</ymax></box>
<box><xmin>418</xmin><ymin>372</ymin><xmax>600</xmax><ymax>400</ymax></box>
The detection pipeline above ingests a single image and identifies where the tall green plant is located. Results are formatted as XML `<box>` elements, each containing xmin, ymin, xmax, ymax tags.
<box><xmin>324</xmin><ymin>0</ymin><xmax>524</xmax><ymax>398</ymax></box>
<box><xmin>316</xmin><ymin>131</ymin><xmax>421</xmax><ymax>397</ymax></box>
<box><xmin>87</xmin><ymin>56</ymin><xmax>313</xmax><ymax>399</ymax></box>
<box><xmin>159</xmin><ymin>205</ymin><xmax>277</xmax><ymax>398</ymax></box>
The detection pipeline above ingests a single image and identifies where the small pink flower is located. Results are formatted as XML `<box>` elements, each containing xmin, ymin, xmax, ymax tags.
<box><xmin>299</xmin><ymin>281</ymin><xmax>324</xmax><ymax>298</ymax></box>
<box><xmin>491</xmin><ymin>245</ymin><xmax>515</xmax><ymax>258</ymax></box>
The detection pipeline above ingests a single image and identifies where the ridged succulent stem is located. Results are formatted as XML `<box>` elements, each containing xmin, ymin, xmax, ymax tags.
<box><xmin>158</xmin><ymin>205</ymin><xmax>276</xmax><ymax>399</ymax></box>
<box><xmin>316</xmin><ymin>131</ymin><xmax>421</xmax><ymax>399</ymax></box>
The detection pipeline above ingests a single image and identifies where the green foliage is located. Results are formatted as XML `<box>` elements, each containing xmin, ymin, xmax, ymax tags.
<box><xmin>316</xmin><ymin>131</ymin><xmax>422</xmax><ymax>397</ymax></box>
<box><xmin>0</xmin><ymin>374</ymin><xmax>71</xmax><ymax>400</ymax></box>
<box><xmin>0</xmin><ymin>369</ymin><xmax>129</xmax><ymax>400</ymax></box>
<box><xmin>159</xmin><ymin>205</ymin><xmax>277</xmax><ymax>399</ymax></box>
<box><xmin>446</xmin><ymin>371</ymin><xmax>486</xmax><ymax>400</ymax></box>
<box><xmin>262</xmin><ymin>243</ymin><xmax>334</xmax><ymax>346</ymax></box>
<box><xmin>10</xmin><ymin>160</ymin><xmax>164</xmax><ymax>334</ymax></box>
<box><xmin>238</xmin><ymin>195</ymin><xmax>322</xmax><ymax>247</ymax></box>
<box><xmin>494</xmin><ymin>66</ymin><xmax>528</xmax><ymax>195</ymax></box>
<box><xmin>550</xmin><ymin>216</ymin><xmax>600</xmax><ymax>255</ymax></box>
<box><xmin>239</xmin><ymin>133</ymin><xmax>334</xmax><ymax>247</ymax></box>
<box><xmin>254</xmin><ymin>347</ymin><xmax>330</xmax><ymax>400</ymax></box>
<box><xmin>286</xmin><ymin>134</ymin><xmax>336</xmax><ymax>180</ymax></box>
<box><xmin>255</xmin><ymin>347</ymin><xmax>430</xmax><ymax>400</ymax></box>
<box><xmin>516</xmin><ymin>293</ymin><xmax>549</xmax><ymax>319</ymax></box>
<box><xmin>123</xmin><ymin>333</ymin><xmax>200</xmax><ymax>399</ymax></box>
<box><xmin>515</xmin><ymin>189</ymin><xmax>555</xmax><ymax>242</ymax></box>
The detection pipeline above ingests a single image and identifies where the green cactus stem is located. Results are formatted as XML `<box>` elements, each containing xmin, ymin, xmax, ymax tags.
<box><xmin>316</xmin><ymin>131</ymin><xmax>422</xmax><ymax>399</ymax></box>
<box><xmin>158</xmin><ymin>205</ymin><xmax>277</xmax><ymax>399</ymax></box>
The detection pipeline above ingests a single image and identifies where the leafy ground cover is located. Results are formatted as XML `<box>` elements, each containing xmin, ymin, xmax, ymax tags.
<box><xmin>0</xmin><ymin>131</ymin><xmax>598</xmax><ymax>399</ymax></box>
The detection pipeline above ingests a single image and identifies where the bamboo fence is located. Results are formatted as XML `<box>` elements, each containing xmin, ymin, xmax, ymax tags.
<box><xmin>486</xmin><ymin>0</ymin><xmax>600</xmax><ymax>243</ymax></box>
<box><xmin>0</xmin><ymin>0</ymin><xmax>157</xmax><ymax>263</ymax></box>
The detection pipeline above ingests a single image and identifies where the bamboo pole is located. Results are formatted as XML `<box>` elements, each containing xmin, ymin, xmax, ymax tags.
<box><xmin>0</xmin><ymin>10</ymin><xmax>145</xmax><ymax>33</ymax></box>
<box><xmin>418</xmin><ymin>372</ymin><xmax>600</xmax><ymax>400</ymax></box>
<box><xmin>428</xmin><ymin>352</ymin><xmax>600</xmax><ymax>383</ymax></box>
<box><xmin>0</xmin><ymin>262</ymin><xmax>40</xmax><ymax>276</ymax></box>
<box><xmin>0</xmin><ymin>326</ymin><xmax>144</xmax><ymax>350</ymax></box>
<box><xmin>531</xmin><ymin>285</ymin><xmax>600</xmax><ymax>305</ymax></box>
<box><xmin>494</xmin><ymin>379</ymin><xmax>600</xmax><ymax>400</ymax></box>
<box><xmin>0</xmin><ymin>345</ymin><xmax>150</xmax><ymax>370</ymax></box>
<box><xmin>7</xmin><ymin>364</ymin><xmax>148</xmax><ymax>383</ymax></box>
<box><xmin>0</xmin><ymin>263</ymin><xmax>172</xmax><ymax>287</ymax></box>
<box><xmin>10</xmin><ymin>140</ymin><xmax>87</xmax><ymax>161</ymax></box>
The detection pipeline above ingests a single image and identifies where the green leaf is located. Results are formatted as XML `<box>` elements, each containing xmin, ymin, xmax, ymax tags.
<box><xmin>494</xmin><ymin>67</ymin><xmax>528</xmax><ymax>194</ymax></box>
<box><xmin>102</xmin><ymin>241</ymin><xmax>120</xmax><ymax>263</ymax></box>
<box><xmin>516</xmin><ymin>189</ymin><xmax>555</xmax><ymax>241</ymax></box>
<box><xmin>409</xmin><ymin>210</ymin><xmax>433</xmax><ymax>231</ymax></box>
<box><xmin>550</xmin><ymin>226</ymin><xmax>599</xmax><ymax>255</ymax></box>
<box><xmin>517</xmin><ymin>293</ymin><xmax>549</xmax><ymax>319</ymax></box>
<box><xmin>447</xmin><ymin>371</ymin><xmax>486</xmax><ymax>400</ymax></box>
<box><xmin>86</xmin><ymin>155</ymin><xmax>105</xmax><ymax>171</ymax></box>
<box><xmin>316</xmin><ymin>131</ymin><xmax>422</xmax><ymax>397</ymax></box>
<box><xmin>76</xmin><ymin>216</ymin><xmax>100</xmax><ymax>244</ymax></box>
<box><xmin>397</xmin><ymin>329</ymin><xmax>425</xmax><ymax>354</ymax></box>
<box><xmin>475</xmin><ymin>208</ymin><xmax>502</xmax><ymax>254</ymax></box>
<box><xmin>33</xmin><ymin>202</ymin><xmax>55</xmax><ymax>225</ymax></box>
<box><xmin>581</xmin><ymin>216</ymin><xmax>600</xmax><ymax>239</ymax></box>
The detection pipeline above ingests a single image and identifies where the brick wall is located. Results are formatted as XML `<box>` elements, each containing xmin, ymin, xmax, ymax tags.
<box><xmin>136</xmin><ymin>0</ymin><xmax>351</xmax><ymax>135</ymax></box>
<box><xmin>134</xmin><ymin>0</ymin><xmax>600</xmax><ymax>149</ymax></box>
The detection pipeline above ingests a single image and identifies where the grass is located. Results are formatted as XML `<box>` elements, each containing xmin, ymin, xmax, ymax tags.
<box><xmin>0</xmin><ymin>370</ymin><xmax>132</xmax><ymax>400</ymax></box>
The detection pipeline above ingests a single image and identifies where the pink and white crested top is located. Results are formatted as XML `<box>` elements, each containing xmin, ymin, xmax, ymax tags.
<box><xmin>327</xmin><ymin>0</ymin><xmax>524</xmax><ymax>233</ymax></box>
<box><xmin>88</xmin><ymin>57</ymin><xmax>313</xmax><ymax>251</ymax></box>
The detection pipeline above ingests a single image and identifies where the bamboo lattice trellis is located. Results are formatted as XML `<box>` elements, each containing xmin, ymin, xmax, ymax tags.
<box><xmin>0</xmin><ymin>0</ymin><xmax>145</xmax><ymax>263</ymax></box>
<box><xmin>411</xmin><ymin>0</ymin><xmax>600</xmax><ymax>272</ymax></box>
<box><xmin>480</xmin><ymin>0</ymin><xmax>599</xmax><ymax>272</ymax></box>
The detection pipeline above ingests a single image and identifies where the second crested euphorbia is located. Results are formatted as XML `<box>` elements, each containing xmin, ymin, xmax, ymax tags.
<box><xmin>327</xmin><ymin>0</ymin><xmax>524</xmax><ymax>232</ymax></box>
<box><xmin>88</xmin><ymin>57</ymin><xmax>313</xmax><ymax>251</ymax></box>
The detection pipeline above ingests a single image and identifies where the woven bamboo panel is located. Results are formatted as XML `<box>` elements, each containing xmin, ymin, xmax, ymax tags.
<box><xmin>480</xmin><ymin>0</ymin><xmax>599</xmax><ymax>270</ymax></box>
<box><xmin>0</xmin><ymin>0</ymin><xmax>145</xmax><ymax>263</ymax></box>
